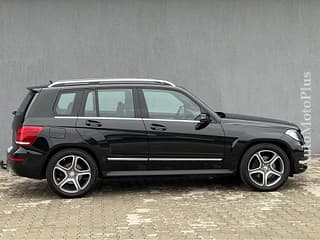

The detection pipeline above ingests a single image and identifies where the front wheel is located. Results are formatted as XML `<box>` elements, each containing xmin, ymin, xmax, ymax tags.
<box><xmin>46</xmin><ymin>149</ymin><xmax>98</xmax><ymax>198</ymax></box>
<box><xmin>240</xmin><ymin>144</ymin><xmax>290</xmax><ymax>191</ymax></box>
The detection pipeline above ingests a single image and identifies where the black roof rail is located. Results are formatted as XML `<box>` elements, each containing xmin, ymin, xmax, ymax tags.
<box><xmin>48</xmin><ymin>78</ymin><xmax>176</xmax><ymax>88</ymax></box>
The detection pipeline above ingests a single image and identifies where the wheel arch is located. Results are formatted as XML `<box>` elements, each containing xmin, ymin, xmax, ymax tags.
<box><xmin>236</xmin><ymin>139</ymin><xmax>294</xmax><ymax>175</ymax></box>
<box><xmin>42</xmin><ymin>145</ymin><xmax>102</xmax><ymax>178</ymax></box>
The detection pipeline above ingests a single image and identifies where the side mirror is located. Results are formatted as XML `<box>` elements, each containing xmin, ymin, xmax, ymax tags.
<box><xmin>12</xmin><ymin>111</ymin><xmax>17</xmax><ymax>116</ymax></box>
<box><xmin>199</xmin><ymin>113</ymin><xmax>211</xmax><ymax>123</ymax></box>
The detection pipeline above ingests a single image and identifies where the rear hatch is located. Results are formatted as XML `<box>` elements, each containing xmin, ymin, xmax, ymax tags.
<box><xmin>11</xmin><ymin>87</ymin><xmax>41</xmax><ymax>147</ymax></box>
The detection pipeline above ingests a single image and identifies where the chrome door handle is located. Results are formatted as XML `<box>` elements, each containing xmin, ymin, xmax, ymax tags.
<box><xmin>150</xmin><ymin>124</ymin><xmax>167</xmax><ymax>131</ymax></box>
<box><xmin>85</xmin><ymin>119</ymin><xmax>102</xmax><ymax>127</ymax></box>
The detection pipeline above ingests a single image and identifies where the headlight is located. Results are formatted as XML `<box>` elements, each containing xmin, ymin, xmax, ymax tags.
<box><xmin>285</xmin><ymin>129</ymin><xmax>300</xmax><ymax>141</ymax></box>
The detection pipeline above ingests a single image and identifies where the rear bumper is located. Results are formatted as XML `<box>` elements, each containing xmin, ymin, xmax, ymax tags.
<box><xmin>7</xmin><ymin>146</ymin><xmax>46</xmax><ymax>179</ymax></box>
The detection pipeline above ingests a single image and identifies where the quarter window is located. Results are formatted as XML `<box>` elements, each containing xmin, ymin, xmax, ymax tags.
<box><xmin>142</xmin><ymin>89</ymin><xmax>201</xmax><ymax>120</ymax></box>
<box><xmin>55</xmin><ymin>92</ymin><xmax>76</xmax><ymax>116</ymax></box>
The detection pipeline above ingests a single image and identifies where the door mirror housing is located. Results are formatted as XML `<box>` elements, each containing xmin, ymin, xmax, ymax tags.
<box><xmin>199</xmin><ymin>113</ymin><xmax>211</xmax><ymax>123</ymax></box>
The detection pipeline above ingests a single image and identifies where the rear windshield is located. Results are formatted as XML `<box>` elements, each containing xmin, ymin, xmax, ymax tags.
<box><xmin>16</xmin><ymin>91</ymin><xmax>35</xmax><ymax>116</ymax></box>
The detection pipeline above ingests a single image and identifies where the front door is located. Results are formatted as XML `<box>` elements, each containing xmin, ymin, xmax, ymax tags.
<box><xmin>139</xmin><ymin>88</ymin><xmax>225</xmax><ymax>170</ymax></box>
<box><xmin>76</xmin><ymin>87</ymin><xmax>148</xmax><ymax>172</ymax></box>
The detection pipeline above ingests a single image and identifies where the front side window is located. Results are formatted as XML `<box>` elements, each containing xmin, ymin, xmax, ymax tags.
<box><xmin>55</xmin><ymin>92</ymin><xmax>76</xmax><ymax>115</ymax></box>
<box><xmin>143</xmin><ymin>89</ymin><xmax>201</xmax><ymax>120</ymax></box>
<box><xmin>84</xmin><ymin>89</ymin><xmax>135</xmax><ymax>118</ymax></box>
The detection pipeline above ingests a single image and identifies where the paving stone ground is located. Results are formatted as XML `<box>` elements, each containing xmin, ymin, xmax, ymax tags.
<box><xmin>0</xmin><ymin>156</ymin><xmax>319</xmax><ymax>240</ymax></box>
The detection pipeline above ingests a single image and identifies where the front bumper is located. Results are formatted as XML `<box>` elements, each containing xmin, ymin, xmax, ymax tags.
<box><xmin>291</xmin><ymin>145</ymin><xmax>309</xmax><ymax>174</ymax></box>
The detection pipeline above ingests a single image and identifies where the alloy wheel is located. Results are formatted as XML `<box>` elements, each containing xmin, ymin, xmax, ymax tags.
<box><xmin>248</xmin><ymin>150</ymin><xmax>285</xmax><ymax>187</ymax></box>
<box><xmin>53</xmin><ymin>155</ymin><xmax>92</xmax><ymax>194</ymax></box>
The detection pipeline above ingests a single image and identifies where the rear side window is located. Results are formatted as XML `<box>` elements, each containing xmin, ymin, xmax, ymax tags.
<box><xmin>55</xmin><ymin>92</ymin><xmax>76</xmax><ymax>116</ymax></box>
<box><xmin>83</xmin><ymin>89</ymin><xmax>135</xmax><ymax>118</ymax></box>
<box><xmin>98</xmin><ymin>89</ymin><xmax>134</xmax><ymax>118</ymax></box>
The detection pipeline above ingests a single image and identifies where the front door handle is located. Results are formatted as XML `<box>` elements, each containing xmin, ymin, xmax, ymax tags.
<box><xmin>85</xmin><ymin>119</ymin><xmax>102</xmax><ymax>127</ymax></box>
<box><xmin>150</xmin><ymin>123</ymin><xmax>167</xmax><ymax>131</ymax></box>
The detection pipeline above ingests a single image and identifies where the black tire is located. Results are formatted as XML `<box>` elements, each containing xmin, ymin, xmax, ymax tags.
<box><xmin>46</xmin><ymin>149</ymin><xmax>98</xmax><ymax>198</ymax></box>
<box><xmin>239</xmin><ymin>144</ymin><xmax>290</xmax><ymax>191</ymax></box>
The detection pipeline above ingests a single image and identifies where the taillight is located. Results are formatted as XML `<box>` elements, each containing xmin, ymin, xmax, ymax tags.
<box><xmin>9</xmin><ymin>157</ymin><xmax>25</xmax><ymax>162</ymax></box>
<box><xmin>16</xmin><ymin>126</ymin><xmax>43</xmax><ymax>146</ymax></box>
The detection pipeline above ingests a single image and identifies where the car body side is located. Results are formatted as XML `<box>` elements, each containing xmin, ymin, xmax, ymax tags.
<box><xmin>8</xmin><ymin>84</ymin><xmax>307</xmax><ymax>179</ymax></box>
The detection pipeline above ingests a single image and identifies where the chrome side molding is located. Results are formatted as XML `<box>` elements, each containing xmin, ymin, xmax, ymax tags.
<box><xmin>107</xmin><ymin>157</ymin><xmax>223</xmax><ymax>161</ymax></box>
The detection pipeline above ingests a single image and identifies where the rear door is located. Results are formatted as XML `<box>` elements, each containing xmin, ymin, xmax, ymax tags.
<box><xmin>139</xmin><ymin>87</ymin><xmax>225</xmax><ymax>170</ymax></box>
<box><xmin>76</xmin><ymin>87</ymin><xmax>148</xmax><ymax>172</ymax></box>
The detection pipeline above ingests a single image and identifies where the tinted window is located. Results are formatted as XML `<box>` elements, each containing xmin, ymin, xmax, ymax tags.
<box><xmin>97</xmin><ymin>89</ymin><xmax>134</xmax><ymax>118</ymax></box>
<box><xmin>55</xmin><ymin>92</ymin><xmax>76</xmax><ymax>115</ymax></box>
<box><xmin>143</xmin><ymin>89</ymin><xmax>201</xmax><ymax>120</ymax></box>
<box><xmin>26</xmin><ymin>90</ymin><xmax>57</xmax><ymax>118</ymax></box>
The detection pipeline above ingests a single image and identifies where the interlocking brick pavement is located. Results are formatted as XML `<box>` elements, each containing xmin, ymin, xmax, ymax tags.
<box><xmin>0</xmin><ymin>156</ymin><xmax>319</xmax><ymax>240</ymax></box>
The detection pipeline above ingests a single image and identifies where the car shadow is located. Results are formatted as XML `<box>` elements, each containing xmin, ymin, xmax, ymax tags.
<box><xmin>94</xmin><ymin>175</ymin><xmax>245</xmax><ymax>194</ymax></box>
<box><xmin>4</xmin><ymin>174</ymin><xmax>303</xmax><ymax>199</ymax></box>
<box><xmin>4</xmin><ymin>175</ymin><xmax>243</xmax><ymax>199</ymax></box>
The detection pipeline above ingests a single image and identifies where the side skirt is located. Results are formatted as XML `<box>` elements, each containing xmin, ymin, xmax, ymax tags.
<box><xmin>103</xmin><ymin>169</ymin><xmax>234</xmax><ymax>177</ymax></box>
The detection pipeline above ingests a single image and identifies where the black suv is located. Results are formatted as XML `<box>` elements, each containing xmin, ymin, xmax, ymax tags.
<box><xmin>7</xmin><ymin>79</ymin><xmax>308</xmax><ymax>197</ymax></box>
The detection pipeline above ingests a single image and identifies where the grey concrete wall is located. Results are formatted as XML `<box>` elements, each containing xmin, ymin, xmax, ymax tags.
<box><xmin>0</xmin><ymin>0</ymin><xmax>319</xmax><ymax>160</ymax></box>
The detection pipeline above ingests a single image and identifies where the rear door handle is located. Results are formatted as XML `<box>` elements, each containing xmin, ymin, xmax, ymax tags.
<box><xmin>85</xmin><ymin>119</ymin><xmax>102</xmax><ymax>127</ymax></box>
<box><xmin>150</xmin><ymin>123</ymin><xmax>167</xmax><ymax>131</ymax></box>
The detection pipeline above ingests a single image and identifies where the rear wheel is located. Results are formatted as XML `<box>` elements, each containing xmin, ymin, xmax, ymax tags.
<box><xmin>240</xmin><ymin>144</ymin><xmax>290</xmax><ymax>191</ymax></box>
<box><xmin>46</xmin><ymin>149</ymin><xmax>98</xmax><ymax>198</ymax></box>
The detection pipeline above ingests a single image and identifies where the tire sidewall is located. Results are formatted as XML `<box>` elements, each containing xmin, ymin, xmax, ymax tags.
<box><xmin>46</xmin><ymin>149</ymin><xmax>98</xmax><ymax>198</ymax></box>
<box><xmin>240</xmin><ymin>144</ymin><xmax>290</xmax><ymax>191</ymax></box>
